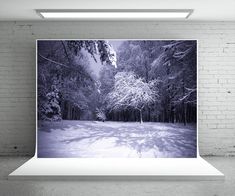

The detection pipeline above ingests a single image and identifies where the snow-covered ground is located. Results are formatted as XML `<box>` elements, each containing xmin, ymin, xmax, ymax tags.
<box><xmin>38</xmin><ymin>121</ymin><xmax>196</xmax><ymax>158</ymax></box>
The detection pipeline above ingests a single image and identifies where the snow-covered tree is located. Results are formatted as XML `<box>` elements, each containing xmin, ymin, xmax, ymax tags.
<box><xmin>67</xmin><ymin>40</ymin><xmax>117</xmax><ymax>68</ymax></box>
<box><xmin>117</xmin><ymin>41</ymin><xmax>167</xmax><ymax>122</ymax></box>
<box><xmin>150</xmin><ymin>40</ymin><xmax>197</xmax><ymax>124</ymax></box>
<box><xmin>40</xmin><ymin>85</ymin><xmax>62</xmax><ymax>121</ymax></box>
<box><xmin>106</xmin><ymin>72</ymin><xmax>158</xmax><ymax>123</ymax></box>
<box><xmin>38</xmin><ymin>40</ymin><xmax>117</xmax><ymax>120</ymax></box>
<box><xmin>96</xmin><ymin>108</ymin><xmax>106</xmax><ymax>122</ymax></box>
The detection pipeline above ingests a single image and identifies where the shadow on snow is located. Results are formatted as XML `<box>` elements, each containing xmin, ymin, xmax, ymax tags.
<box><xmin>38</xmin><ymin>120</ymin><xmax>196</xmax><ymax>158</ymax></box>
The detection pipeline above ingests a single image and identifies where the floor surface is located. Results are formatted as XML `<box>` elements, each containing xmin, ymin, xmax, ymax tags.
<box><xmin>0</xmin><ymin>157</ymin><xmax>234</xmax><ymax>196</ymax></box>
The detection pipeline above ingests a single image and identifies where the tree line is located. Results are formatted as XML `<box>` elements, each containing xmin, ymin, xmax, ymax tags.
<box><xmin>38</xmin><ymin>40</ymin><xmax>197</xmax><ymax>125</ymax></box>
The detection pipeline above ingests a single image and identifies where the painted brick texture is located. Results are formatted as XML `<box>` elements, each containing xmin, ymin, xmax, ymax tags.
<box><xmin>0</xmin><ymin>21</ymin><xmax>234</xmax><ymax>156</ymax></box>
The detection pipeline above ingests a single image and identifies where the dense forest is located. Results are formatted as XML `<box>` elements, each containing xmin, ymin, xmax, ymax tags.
<box><xmin>38</xmin><ymin>40</ymin><xmax>197</xmax><ymax>125</ymax></box>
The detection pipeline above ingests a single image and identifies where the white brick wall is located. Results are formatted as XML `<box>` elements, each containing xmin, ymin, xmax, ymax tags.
<box><xmin>0</xmin><ymin>21</ymin><xmax>235</xmax><ymax>156</ymax></box>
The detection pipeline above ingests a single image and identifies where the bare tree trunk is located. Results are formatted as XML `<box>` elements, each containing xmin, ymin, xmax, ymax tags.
<box><xmin>182</xmin><ymin>70</ymin><xmax>187</xmax><ymax>126</ymax></box>
<box><xmin>139</xmin><ymin>109</ymin><xmax>143</xmax><ymax>124</ymax></box>
<box><xmin>184</xmin><ymin>103</ymin><xmax>187</xmax><ymax>126</ymax></box>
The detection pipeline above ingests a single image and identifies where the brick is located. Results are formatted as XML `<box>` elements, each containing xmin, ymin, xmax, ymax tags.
<box><xmin>0</xmin><ymin>21</ymin><xmax>235</xmax><ymax>156</ymax></box>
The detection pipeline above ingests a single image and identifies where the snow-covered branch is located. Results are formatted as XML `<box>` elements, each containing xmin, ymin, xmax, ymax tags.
<box><xmin>105</xmin><ymin>71</ymin><xmax>159</xmax><ymax>123</ymax></box>
<box><xmin>174</xmin><ymin>87</ymin><xmax>196</xmax><ymax>105</ymax></box>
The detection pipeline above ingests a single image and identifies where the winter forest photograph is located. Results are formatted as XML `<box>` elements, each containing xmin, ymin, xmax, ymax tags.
<box><xmin>37</xmin><ymin>39</ymin><xmax>197</xmax><ymax>158</ymax></box>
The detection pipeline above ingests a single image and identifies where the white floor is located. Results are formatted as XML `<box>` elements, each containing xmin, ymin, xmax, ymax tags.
<box><xmin>1</xmin><ymin>157</ymin><xmax>234</xmax><ymax>196</ymax></box>
<box><xmin>8</xmin><ymin>156</ymin><xmax>223</xmax><ymax>180</ymax></box>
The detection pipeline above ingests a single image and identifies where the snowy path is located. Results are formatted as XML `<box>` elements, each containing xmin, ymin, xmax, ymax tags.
<box><xmin>38</xmin><ymin>121</ymin><xmax>196</xmax><ymax>158</ymax></box>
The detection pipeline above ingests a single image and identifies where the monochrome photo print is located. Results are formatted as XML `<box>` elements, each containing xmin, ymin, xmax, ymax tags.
<box><xmin>37</xmin><ymin>40</ymin><xmax>197</xmax><ymax>158</ymax></box>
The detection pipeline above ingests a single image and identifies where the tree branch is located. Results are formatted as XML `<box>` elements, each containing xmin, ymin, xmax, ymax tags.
<box><xmin>61</xmin><ymin>41</ymin><xmax>72</xmax><ymax>64</ymax></box>
<box><xmin>39</xmin><ymin>53</ymin><xmax>94</xmax><ymax>82</ymax></box>
<box><xmin>38</xmin><ymin>53</ymin><xmax>69</xmax><ymax>68</ymax></box>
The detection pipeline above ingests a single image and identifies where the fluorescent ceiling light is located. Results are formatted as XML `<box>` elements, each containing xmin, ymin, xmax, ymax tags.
<box><xmin>36</xmin><ymin>9</ymin><xmax>193</xmax><ymax>20</ymax></box>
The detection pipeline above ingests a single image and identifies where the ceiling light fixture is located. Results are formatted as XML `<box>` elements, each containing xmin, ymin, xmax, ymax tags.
<box><xmin>36</xmin><ymin>9</ymin><xmax>193</xmax><ymax>20</ymax></box>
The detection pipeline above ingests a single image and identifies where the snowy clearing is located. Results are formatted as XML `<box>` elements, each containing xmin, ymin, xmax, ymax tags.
<box><xmin>38</xmin><ymin>120</ymin><xmax>196</xmax><ymax>158</ymax></box>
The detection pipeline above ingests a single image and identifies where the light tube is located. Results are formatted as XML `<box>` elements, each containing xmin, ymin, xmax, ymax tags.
<box><xmin>36</xmin><ymin>10</ymin><xmax>193</xmax><ymax>20</ymax></box>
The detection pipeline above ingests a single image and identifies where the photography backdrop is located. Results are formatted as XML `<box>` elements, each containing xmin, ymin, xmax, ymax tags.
<box><xmin>0</xmin><ymin>21</ymin><xmax>234</xmax><ymax>156</ymax></box>
<box><xmin>37</xmin><ymin>39</ymin><xmax>197</xmax><ymax>158</ymax></box>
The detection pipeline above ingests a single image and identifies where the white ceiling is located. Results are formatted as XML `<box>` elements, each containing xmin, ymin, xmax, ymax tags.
<box><xmin>0</xmin><ymin>0</ymin><xmax>235</xmax><ymax>21</ymax></box>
